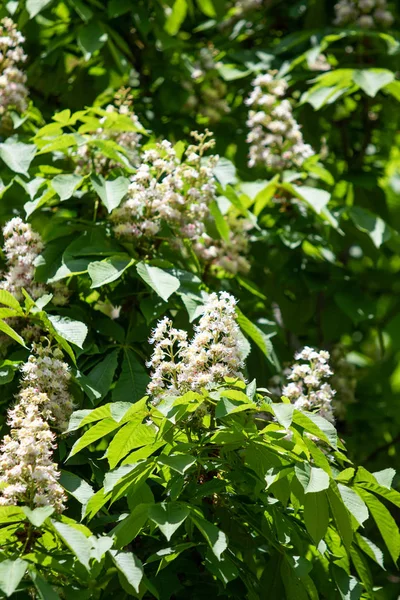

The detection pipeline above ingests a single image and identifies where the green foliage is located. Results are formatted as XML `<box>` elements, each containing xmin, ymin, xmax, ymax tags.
<box><xmin>0</xmin><ymin>0</ymin><xmax>398</xmax><ymax>598</ymax></box>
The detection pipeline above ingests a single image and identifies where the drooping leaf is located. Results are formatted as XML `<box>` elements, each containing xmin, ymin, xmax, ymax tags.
<box><xmin>136</xmin><ymin>262</ymin><xmax>180</xmax><ymax>302</ymax></box>
<box><xmin>0</xmin><ymin>559</ymin><xmax>27</xmax><ymax>597</ymax></box>
<box><xmin>52</xmin><ymin>521</ymin><xmax>92</xmax><ymax>570</ymax></box>
<box><xmin>149</xmin><ymin>503</ymin><xmax>190</xmax><ymax>541</ymax></box>
<box><xmin>109</xmin><ymin>550</ymin><xmax>143</xmax><ymax>593</ymax></box>
<box><xmin>91</xmin><ymin>175</ymin><xmax>129</xmax><ymax>212</ymax></box>
<box><xmin>0</xmin><ymin>142</ymin><xmax>36</xmax><ymax>176</ymax></box>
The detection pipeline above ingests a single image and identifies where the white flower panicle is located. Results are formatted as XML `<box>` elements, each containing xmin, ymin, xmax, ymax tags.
<box><xmin>111</xmin><ymin>129</ymin><xmax>218</xmax><ymax>244</ymax></box>
<box><xmin>75</xmin><ymin>91</ymin><xmax>142</xmax><ymax>175</ymax></box>
<box><xmin>1</xmin><ymin>217</ymin><xmax>69</xmax><ymax>305</ymax></box>
<box><xmin>194</xmin><ymin>216</ymin><xmax>251</xmax><ymax>275</ymax></box>
<box><xmin>1</xmin><ymin>217</ymin><xmax>46</xmax><ymax>301</ymax></box>
<box><xmin>334</xmin><ymin>0</ymin><xmax>394</xmax><ymax>28</ymax></box>
<box><xmin>20</xmin><ymin>342</ymin><xmax>73</xmax><ymax>431</ymax></box>
<box><xmin>0</xmin><ymin>385</ymin><xmax>66</xmax><ymax>512</ymax></box>
<box><xmin>282</xmin><ymin>346</ymin><xmax>336</xmax><ymax>423</ymax></box>
<box><xmin>184</xmin><ymin>46</ymin><xmax>230</xmax><ymax>123</ymax></box>
<box><xmin>147</xmin><ymin>292</ymin><xmax>244</xmax><ymax>403</ymax></box>
<box><xmin>0</xmin><ymin>18</ymin><xmax>28</xmax><ymax>117</ymax></box>
<box><xmin>245</xmin><ymin>72</ymin><xmax>314</xmax><ymax>170</ymax></box>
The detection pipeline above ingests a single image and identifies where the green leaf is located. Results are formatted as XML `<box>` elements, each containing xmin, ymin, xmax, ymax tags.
<box><xmin>0</xmin><ymin>319</ymin><xmax>27</xmax><ymax>348</ymax></box>
<box><xmin>165</xmin><ymin>0</ymin><xmax>187</xmax><ymax>36</ymax></box>
<box><xmin>0</xmin><ymin>559</ymin><xmax>27</xmax><ymax>597</ymax></box>
<box><xmin>21</xmin><ymin>506</ymin><xmax>54</xmax><ymax>527</ymax></box>
<box><xmin>158</xmin><ymin>454</ymin><xmax>196</xmax><ymax>475</ymax></box>
<box><xmin>293</xmin><ymin>411</ymin><xmax>338</xmax><ymax>448</ymax></box>
<box><xmin>112</xmin><ymin>349</ymin><xmax>150</xmax><ymax>403</ymax></box>
<box><xmin>357</xmin><ymin>488</ymin><xmax>400</xmax><ymax>564</ymax></box>
<box><xmin>236</xmin><ymin>307</ymin><xmax>271</xmax><ymax>358</ymax></box>
<box><xmin>149</xmin><ymin>503</ymin><xmax>190</xmax><ymax>541</ymax></box>
<box><xmin>209</xmin><ymin>200</ymin><xmax>230</xmax><ymax>242</ymax></box>
<box><xmin>0</xmin><ymin>290</ymin><xmax>22</xmax><ymax>312</ymax></box>
<box><xmin>52</xmin><ymin>521</ymin><xmax>91</xmax><ymax>570</ymax></box>
<box><xmin>30</xmin><ymin>571</ymin><xmax>61</xmax><ymax>600</ymax></box>
<box><xmin>84</xmin><ymin>349</ymin><xmax>120</xmax><ymax>403</ymax></box>
<box><xmin>60</xmin><ymin>471</ymin><xmax>94</xmax><ymax>509</ymax></box>
<box><xmin>191</xmin><ymin>515</ymin><xmax>228</xmax><ymax>560</ymax></box>
<box><xmin>196</xmin><ymin>0</ymin><xmax>216</xmax><ymax>17</ymax></box>
<box><xmin>372</xmin><ymin>468</ymin><xmax>396</xmax><ymax>489</ymax></box>
<box><xmin>78</xmin><ymin>22</ymin><xmax>108</xmax><ymax>59</ymax></box>
<box><xmin>292</xmin><ymin>185</ymin><xmax>330</xmax><ymax>214</ymax></box>
<box><xmin>304</xmin><ymin>466</ymin><xmax>330</xmax><ymax>494</ymax></box>
<box><xmin>332</xmin><ymin>565</ymin><xmax>362</xmax><ymax>600</ymax></box>
<box><xmin>26</xmin><ymin>0</ymin><xmax>53</xmax><ymax>17</ymax></box>
<box><xmin>304</xmin><ymin>491</ymin><xmax>329</xmax><ymax>544</ymax></box>
<box><xmin>350</xmin><ymin>207</ymin><xmax>391</xmax><ymax>248</ymax></box>
<box><xmin>0</xmin><ymin>142</ymin><xmax>36</xmax><ymax>176</ymax></box>
<box><xmin>356</xmin><ymin>534</ymin><xmax>385</xmax><ymax>569</ymax></box>
<box><xmin>213</xmin><ymin>157</ymin><xmax>237</xmax><ymax>187</ymax></box>
<box><xmin>111</xmin><ymin>504</ymin><xmax>149</xmax><ymax>548</ymax></box>
<box><xmin>337</xmin><ymin>485</ymin><xmax>369</xmax><ymax>528</ymax></box>
<box><xmin>109</xmin><ymin>550</ymin><xmax>143</xmax><ymax>593</ymax></box>
<box><xmin>52</xmin><ymin>174</ymin><xmax>83</xmax><ymax>201</ymax></box>
<box><xmin>69</xmin><ymin>418</ymin><xmax>121</xmax><ymax>457</ymax></box>
<box><xmin>88</xmin><ymin>256</ymin><xmax>134</xmax><ymax>288</ymax></box>
<box><xmin>107</xmin><ymin>420</ymin><xmax>155</xmax><ymax>469</ymax></box>
<box><xmin>270</xmin><ymin>403</ymin><xmax>294</xmax><ymax>428</ymax></box>
<box><xmin>353</xmin><ymin>69</ymin><xmax>394</xmax><ymax>97</ymax></box>
<box><xmin>47</xmin><ymin>315</ymin><xmax>88</xmax><ymax>349</ymax></box>
<box><xmin>327</xmin><ymin>484</ymin><xmax>353</xmax><ymax>550</ymax></box>
<box><xmin>91</xmin><ymin>175</ymin><xmax>129</xmax><ymax>212</ymax></box>
<box><xmin>136</xmin><ymin>262</ymin><xmax>180</xmax><ymax>302</ymax></box>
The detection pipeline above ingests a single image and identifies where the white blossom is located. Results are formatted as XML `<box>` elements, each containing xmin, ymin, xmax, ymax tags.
<box><xmin>0</xmin><ymin>217</ymin><xmax>69</xmax><ymax>304</ymax></box>
<box><xmin>0</xmin><ymin>18</ymin><xmax>28</xmax><ymax>118</ymax></box>
<box><xmin>246</xmin><ymin>72</ymin><xmax>314</xmax><ymax>170</ymax></box>
<box><xmin>20</xmin><ymin>342</ymin><xmax>74</xmax><ymax>431</ymax></box>
<box><xmin>282</xmin><ymin>346</ymin><xmax>336</xmax><ymax>423</ymax></box>
<box><xmin>75</xmin><ymin>91</ymin><xmax>143</xmax><ymax>175</ymax></box>
<box><xmin>147</xmin><ymin>292</ymin><xmax>244</xmax><ymax>404</ymax></box>
<box><xmin>334</xmin><ymin>0</ymin><xmax>394</xmax><ymax>28</ymax></box>
<box><xmin>0</xmin><ymin>387</ymin><xmax>65</xmax><ymax>512</ymax></box>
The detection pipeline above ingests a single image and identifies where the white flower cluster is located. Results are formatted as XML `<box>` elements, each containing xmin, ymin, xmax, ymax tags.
<box><xmin>194</xmin><ymin>216</ymin><xmax>251</xmax><ymax>275</ymax></box>
<box><xmin>334</xmin><ymin>0</ymin><xmax>394</xmax><ymax>28</ymax></box>
<box><xmin>308</xmin><ymin>54</ymin><xmax>331</xmax><ymax>72</ymax></box>
<box><xmin>282</xmin><ymin>346</ymin><xmax>336</xmax><ymax>423</ymax></box>
<box><xmin>21</xmin><ymin>342</ymin><xmax>73</xmax><ymax>431</ymax></box>
<box><xmin>147</xmin><ymin>292</ymin><xmax>244</xmax><ymax>404</ymax></box>
<box><xmin>246</xmin><ymin>72</ymin><xmax>314</xmax><ymax>170</ymax></box>
<box><xmin>1</xmin><ymin>217</ymin><xmax>69</xmax><ymax>305</ymax></box>
<box><xmin>75</xmin><ymin>96</ymin><xmax>142</xmax><ymax>175</ymax></box>
<box><xmin>111</xmin><ymin>130</ymin><xmax>218</xmax><ymax>243</ymax></box>
<box><xmin>185</xmin><ymin>46</ymin><xmax>230</xmax><ymax>123</ymax></box>
<box><xmin>0</xmin><ymin>361</ymin><xmax>67</xmax><ymax>511</ymax></box>
<box><xmin>0</xmin><ymin>18</ymin><xmax>28</xmax><ymax>117</ymax></box>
